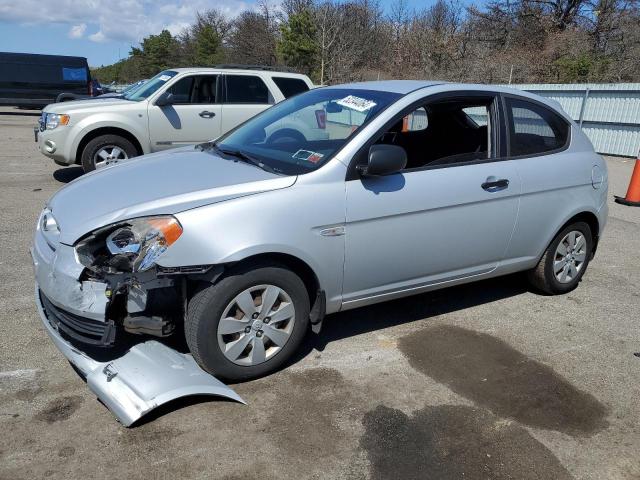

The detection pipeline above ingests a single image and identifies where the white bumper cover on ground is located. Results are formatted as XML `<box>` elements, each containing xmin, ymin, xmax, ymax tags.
<box><xmin>34</xmin><ymin>285</ymin><xmax>245</xmax><ymax>426</ymax></box>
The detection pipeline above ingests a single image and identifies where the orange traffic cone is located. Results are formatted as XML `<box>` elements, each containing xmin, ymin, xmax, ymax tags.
<box><xmin>615</xmin><ymin>150</ymin><xmax>640</xmax><ymax>207</ymax></box>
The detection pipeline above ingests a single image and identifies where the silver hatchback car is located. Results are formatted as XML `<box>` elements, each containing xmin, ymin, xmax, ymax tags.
<box><xmin>33</xmin><ymin>81</ymin><xmax>608</xmax><ymax>397</ymax></box>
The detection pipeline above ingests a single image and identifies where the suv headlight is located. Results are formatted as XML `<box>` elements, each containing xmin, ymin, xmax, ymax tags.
<box><xmin>76</xmin><ymin>216</ymin><xmax>183</xmax><ymax>273</ymax></box>
<box><xmin>46</xmin><ymin>113</ymin><xmax>70</xmax><ymax>130</ymax></box>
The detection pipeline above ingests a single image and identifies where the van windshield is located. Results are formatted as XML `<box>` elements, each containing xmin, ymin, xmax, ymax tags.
<box><xmin>124</xmin><ymin>71</ymin><xmax>177</xmax><ymax>101</ymax></box>
<box><xmin>214</xmin><ymin>88</ymin><xmax>401</xmax><ymax>175</ymax></box>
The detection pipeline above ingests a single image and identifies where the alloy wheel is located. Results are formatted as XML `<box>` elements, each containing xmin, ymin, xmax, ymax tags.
<box><xmin>216</xmin><ymin>285</ymin><xmax>296</xmax><ymax>366</ymax></box>
<box><xmin>94</xmin><ymin>145</ymin><xmax>128</xmax><ymax>169</ymax></box>
<box><xmin>553</xmin><ymin>230</ymin><xmax>587</xmax><ymax>284</ymax></box>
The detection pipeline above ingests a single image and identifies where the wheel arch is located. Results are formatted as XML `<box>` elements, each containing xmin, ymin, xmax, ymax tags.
<box><xmin>75</xmin><ymin>127</ymin><xmax>144</xmax><ymax>165</ymax></box>
<box><xmin>544</xmin><ymin>210</ymin><xmax>600</xmax><ymax>261</ymax></box>
<box><xmin>562</xmin><ymin>211</ymin><xmax>600</xmax><ymax>255</ymax></box>
<box><xmin>221</xmin><ymin>252</ymin><xmax>321</xmax><ymax>306</ymax></box>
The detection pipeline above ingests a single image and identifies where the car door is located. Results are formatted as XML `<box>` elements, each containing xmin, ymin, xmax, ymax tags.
<box><xmin>220</xmin><ymin>74</ymin><xmax>274</xmax><ymax>135</ymax></box>
<box><xmin>147</xmin><ymin>74</ymin><xmax>222</xmax><ymax>151</ymax></box>
<box><xmin>342</xmin><ymin>92</ymin><xmax>521</xmax><ymax>307</ymax></box>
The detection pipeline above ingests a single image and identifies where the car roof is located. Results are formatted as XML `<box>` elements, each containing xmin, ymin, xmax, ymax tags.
<box><xmin>324</xmin><ymin>80</ymin><xmax>445</xmax><ymax>94</ymax></box>
<box><xmin>167</xmin><ymin>67</ymin><xmax>308</xmax><ymax>78</ymax></box>
<box><xmin>323</xmin><ymin>80</ymin><xmax>569</xmax><ymax>118</ymax></box>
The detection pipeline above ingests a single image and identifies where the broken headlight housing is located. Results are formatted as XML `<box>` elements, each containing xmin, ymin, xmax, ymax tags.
<box><xmin>76</xmin><ymin>216</ymin><xmax>183</xmax><ymax>273</ymax></box>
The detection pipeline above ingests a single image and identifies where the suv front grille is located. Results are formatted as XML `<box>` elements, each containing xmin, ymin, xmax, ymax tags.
<box><xmin>40</xmin><ymin>291</ymin><xmax>116</xmax><ymax>346</ymax></box>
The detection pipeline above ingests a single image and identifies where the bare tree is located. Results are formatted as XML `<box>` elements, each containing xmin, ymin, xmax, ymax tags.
<box><xmin>228</xmin><ymin>2</ymin><xmax>280</xmax><ymax>65</ymax></box>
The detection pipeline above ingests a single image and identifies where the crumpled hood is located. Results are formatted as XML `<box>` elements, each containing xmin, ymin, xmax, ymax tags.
<box><xmin>48</xmin><ymin>146</ymin><xmax>295</xmax><ymax>245</ymax></box>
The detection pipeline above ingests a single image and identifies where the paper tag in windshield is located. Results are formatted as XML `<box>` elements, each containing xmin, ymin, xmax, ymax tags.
<box><xmin>336</xmin><ymin>95</ymin><xmax>377</xmax><ymax>112</ymax></box>
<box><xmin>293</xmin><ymin>149</ymin><xmax>324</xmax><ymax>163</ymax></box>
<box><xmin>158</xmin><ymin>75</ymin><xmax>172</xmax><ymax>81</ymax></box>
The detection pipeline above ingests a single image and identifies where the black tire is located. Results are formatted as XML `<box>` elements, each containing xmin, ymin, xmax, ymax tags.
<box><xmin>185</xmin><ymin>263</ymin><xmax>310</xmax><ymax>382</ymax></box>
<box><xmin>80</xmin><ymin>134</ymin><xmax>137</xmax><ymax>172</ymax></box>
<box><xmin>527</xmin><ymin>221</ymin><xmax>593</xmax><ymax>295</ymax></box>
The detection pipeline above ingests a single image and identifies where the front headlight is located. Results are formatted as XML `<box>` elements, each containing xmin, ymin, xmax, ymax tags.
<box><xmin>46</xmin><ymin>113</ymin><xmax>70</xmax><ymax>130</ymax></box>
<box><xmin>76</xmin><ymin>216</ymin><xmax>183</xmax><ymax>273</ymax></box>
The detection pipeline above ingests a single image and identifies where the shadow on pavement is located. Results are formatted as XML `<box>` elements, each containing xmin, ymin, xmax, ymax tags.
<box><xmin>296</xmin><ymin>273</ymin><xmax>530</xmax><ymax>358</ymax></box>
<box><xmin>53</xmin><ymin>166</ymin><xmax>83</xmax><ymax>183</ymax></box>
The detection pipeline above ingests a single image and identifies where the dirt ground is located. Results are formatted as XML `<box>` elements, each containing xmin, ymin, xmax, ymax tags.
<box><xmin>1</xmin><ymin>106</ymin><xmax>639</xmax><ymax>479</ymax></box>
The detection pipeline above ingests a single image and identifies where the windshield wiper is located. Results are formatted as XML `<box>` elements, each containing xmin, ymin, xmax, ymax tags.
<box><xmin>214</xmin><ymin>145</ymin><xmax>280</xmax><ymax>175</ymax></box>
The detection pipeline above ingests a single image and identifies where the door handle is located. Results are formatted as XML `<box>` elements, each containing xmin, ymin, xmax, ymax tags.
<box><xmin>199</xmin><ymin>110</ymin><xmax>216</xmax><ymax>118</ymax></box>
<box><xmin>481</xmin><ymin>177</ymin><xmax>509</xmax><ymax>192</ymax></box>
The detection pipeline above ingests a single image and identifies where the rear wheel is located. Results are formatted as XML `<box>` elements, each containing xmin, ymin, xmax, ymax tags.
<box><xmin>185</xmin><ymin>263</ymin><xmax>310</xmax><ymax>382</ymax></box>
<box><xmin>527</xmin><ymin>221</ymin><xmax>593</xmax><ymax>294</ymax></box>
<box><xmin>81</xmin><ymin>134</ymin><xmax>137</xmax><ymax>172</ymax></box>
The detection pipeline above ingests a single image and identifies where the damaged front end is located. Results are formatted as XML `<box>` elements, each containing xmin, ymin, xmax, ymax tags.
<box><xmin>74</xmin><ymin>215</ymin><xmax>185</xmax><ymax>344</ymax></box>
<box><xmin>32</xmin><ymin>211</ymin><xmax>243</xmax><ymax>426</ymax></box>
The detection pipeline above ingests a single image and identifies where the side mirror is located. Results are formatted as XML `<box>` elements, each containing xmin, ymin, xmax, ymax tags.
<box><xmin>357</xmin><ymin>144</ymin><xmax>407</xmax><ymax>177</ymax></box>
<box><xmin>155</xmin><ymin>92</ymin><xmax>174</xmax><ymax>107</ymax></box>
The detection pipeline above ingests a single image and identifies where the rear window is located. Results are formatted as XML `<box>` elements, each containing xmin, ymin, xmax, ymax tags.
<box><xmin>506</xmin><ymin>98</ymin><xmax>570</xmax><ymax>156</ymax></box>
<box><xmin>272</xmin><ymin>77</ymin><xmax>310</xmax><ymax>98</ymax></box>
<box><xmin>225</xmin><ymin>75</ymin><xmax>271</xmax><ymax>104</ymax></box>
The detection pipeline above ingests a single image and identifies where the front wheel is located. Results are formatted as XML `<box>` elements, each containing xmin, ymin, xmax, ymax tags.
<box><xmin>81</xmin><ymin>134</ymin><xmax>137</xmax><ymax>172</ymax></box>
<box><xmin>185</xmin><ymin>263</ymin><xmax>310</xmax><ymax>382</ymax></box>
<box><xmin>527</xmin><ymin>221</ymin><xmax>593</xmax><ymax>294</ymax></box>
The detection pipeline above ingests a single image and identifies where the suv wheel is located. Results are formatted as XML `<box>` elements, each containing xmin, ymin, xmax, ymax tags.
<box><xmin>185</xmin><ymin>263</ymin><xmax>310</xmax><ymax>382</ymax></box>
<box><xmin>527</xmin><ymin>221</ymin><xmax>593</xmax><ymax>295</ymax></box>
<box><xmin>81</xmin><ymin>134</ymin><xmax>137</xmax><ymax>172</ymax></box>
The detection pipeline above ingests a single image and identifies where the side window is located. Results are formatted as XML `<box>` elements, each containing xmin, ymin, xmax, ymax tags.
<box><xmin>401</xmin><ymin>107</ymin><xmax>428</xmax><ymax>132</ymax></box>
<box><xmin>166</xmin><ymin>76</ymin><xmax>194</xmax><ymax>104</ymax></box>
<box><xmin>506</xmin><ymin>97</ymin><xmax>569</xmax><ymax>156</ymax></box>
<box><xmin>165</xmin><ymin>75</ymin><xmax>219</xmax><ymax>104</ymax></box>
<box><xmin>225</xmin><ymin>75</ymin><xmax>271</xmax><ymax>104</ymax></box>
<box><xmin>463</xmin><ymin>106</ymin><xmax>488</xmax><ymax>126</ymax></box>
<box><xmin>371</xmin><ymin>96</ymin><xmax>495</xmax><ymax>170</ymax></box>
<box><xmin>272</xmin><ymin>77</ymin><xmax>310</xmax><ymax>98</ymax></box>
<box><xmin>192</xmin><ymin>76</ymin><xmax>218</xmax><ymax>104</ymax></box>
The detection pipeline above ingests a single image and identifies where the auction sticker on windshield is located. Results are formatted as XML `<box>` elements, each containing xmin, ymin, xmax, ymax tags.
<box><xmin>293</xmin><ymin>149</ymin><xmax>324</xmax><ymax>163</ymax></box>
<box><xmin>158</xmin><ymin>75</ymin><xmax>172</xmax><ymax>81</ymax></box>
<box><xmin>336</xmin><ymin>95</ymin><xmax>377</xmax><ymax>112</ymax></box>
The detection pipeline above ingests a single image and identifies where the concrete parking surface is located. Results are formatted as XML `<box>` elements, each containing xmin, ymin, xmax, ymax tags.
<box><xmin>0</xmin><ymin>106</ymin><xmax>639</xmax><ymax>479</ymax></box>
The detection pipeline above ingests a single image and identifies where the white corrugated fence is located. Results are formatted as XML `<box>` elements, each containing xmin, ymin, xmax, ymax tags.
<box><xmin>510</xmin><ymin>83</ymin><xmax>640</xmax><ymax>157</ymax></box>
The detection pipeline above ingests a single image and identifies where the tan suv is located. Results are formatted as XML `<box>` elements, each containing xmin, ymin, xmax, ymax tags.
<box><xmin>35</xmin><ymin>67</ymin><xmax>313</xmax><ymax>171</ymax></box>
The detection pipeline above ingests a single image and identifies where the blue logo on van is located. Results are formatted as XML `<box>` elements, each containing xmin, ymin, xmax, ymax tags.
<box><xmin>62</xmin><ymin>67</ymin><xmax>87</xmax><ymax>82</ymax></box>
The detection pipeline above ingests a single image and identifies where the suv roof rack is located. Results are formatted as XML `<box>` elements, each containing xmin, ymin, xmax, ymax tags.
<box><xmin>213</xmin><ymin>64</ymin><xmax>299</xmax><ymax>73</ymax></box>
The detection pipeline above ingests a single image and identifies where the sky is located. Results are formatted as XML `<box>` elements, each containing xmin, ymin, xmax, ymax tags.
<box><xmin>0</xmin><ymin>0</ymin><xmax>473</xmax><ymax>67</ymax></box>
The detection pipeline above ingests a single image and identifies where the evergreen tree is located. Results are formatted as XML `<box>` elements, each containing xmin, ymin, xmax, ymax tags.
<box><xmin>278</xmin><ymin>10</ymin><xmax>319</xmax><ymax>76</ymax></box>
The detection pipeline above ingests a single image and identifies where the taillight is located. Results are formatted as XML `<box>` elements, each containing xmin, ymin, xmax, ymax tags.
<box><xmin>315</xmin><ymin>110</ymin><xmax>326</xmax><ymax>129</ymax></box>
<box><xmin>88</xmin><ymin>81</ymin><xmax>93</xmax><ymax>96</ymax></box>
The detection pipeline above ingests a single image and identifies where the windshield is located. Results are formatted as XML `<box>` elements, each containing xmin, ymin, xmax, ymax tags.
<box><xmin>122</xmin><ymin>80</ymin><xmax>147</xmax><ymax>95</ymax></box>
<box><xmin>124</xmin><ymin>71</ymin><xmax>177</xmax><ymax>101</ymax></box>
<box><xmin>216</xmin><ymin>88</ymin><xmax>401</xmax><ymax>175</ymax></box>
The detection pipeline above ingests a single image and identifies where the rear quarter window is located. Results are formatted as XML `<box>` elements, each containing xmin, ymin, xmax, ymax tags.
<box><xmin>272</xmin><ymin>77</ymin><xmax>310</xmax><ymax>99</ymax></box>
<box><xmin>506</xmin><ymin>97</ymin><xmax>570</xmax><ymax>157</ymax></box>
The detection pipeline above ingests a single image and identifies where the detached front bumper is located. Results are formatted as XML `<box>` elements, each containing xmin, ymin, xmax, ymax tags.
<box><xmin>31</xmin><ymin>237</ymin><xmax>244</xmax><ymax>426</ymax></box>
